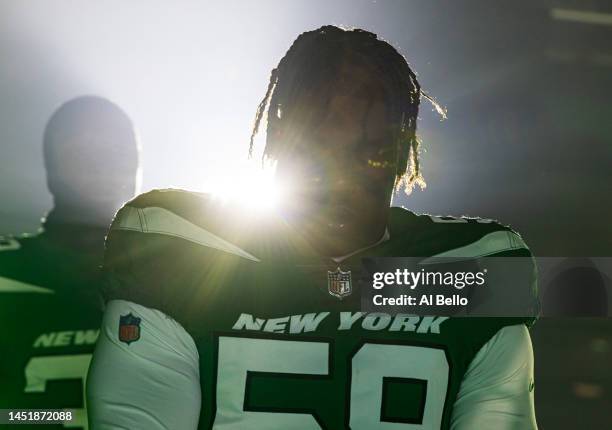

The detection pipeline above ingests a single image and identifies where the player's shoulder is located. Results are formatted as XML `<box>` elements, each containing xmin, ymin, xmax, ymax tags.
<box><xmin>102</xmin><ymin>189</ymin><xmax>263</xmax><ymax>327</ymax></box>
<box><xmin>112</xmin><ymin>188</ymin><xmax>243</xmax><ymax>236</ymax></box>
<box><xmin>388</xmin><ymin>206</ymin><xmax>532</xmax><ymax>258</ymax></box>
<box><xmin>0</xmin><ymin>230</ymin><xmax>45</xmax><ymax>259</ymax></box>
<box><xmin>389</xmin><ymin>206</ymin><xmax>522</xmax><ymax>237</ymax></box>
<box><xmin>122</xmin><ymin>188</ymin><xmax>207</xmax><ymax>208</ymax></box>
<box><xmin>389</xmin><ymin>207</ymin><xmax>539</xmax><ymax>326</ymax></box>
<box><xmin>0</xmin><ymin>235</ymin><xmax>23</xmax><ymax>278</ymax></box>
<box><xmin>0</xmin><ymin>233</ymin><xmax>57</xmax><ymax>296</ymax></box>
<box><xmin>108</xmin><ymin>188</ymin><xmax>261</xmax><ymax>260</ymax></box>
<box><xmin>0</xmin><ymin>235</ymin><xmax>21</xmax><ymax>253</ymax></box>
<box><xmin>116</xmin><ymin>188</ymin><xmax>216</xmax><ymax>222</ymax></box>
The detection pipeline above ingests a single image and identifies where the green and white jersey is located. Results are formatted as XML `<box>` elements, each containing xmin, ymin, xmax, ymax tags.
<box><xmin>0</xmin><ymin>220</ymin><xmax>106</xmax><ymax>430</ymax></box>
<box><xmin>93</xmin><ymin>189</ymin><xmax>538</xmax><ymax>429</ymax></box>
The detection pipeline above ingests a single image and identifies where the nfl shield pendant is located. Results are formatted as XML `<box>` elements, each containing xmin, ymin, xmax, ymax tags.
<box><xmin>328</xmin><ymin>267</ymin><xmax>352</xmax><ymax>300</ymax></box>
<box><xmin>119</xmin><ymin>313</ymin><xmax>141</xmax><ymax>345</ymax></box>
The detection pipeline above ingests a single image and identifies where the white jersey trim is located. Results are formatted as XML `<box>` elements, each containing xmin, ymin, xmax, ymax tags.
<box><xmin>0</xmin><ymin>276</ymin><xmax>54</xmax><ymax>294</ymax></box>
<box><xmin>112</xmin><ymin>205</ymin><xmax>260</xmax><ymax>262</ymax></box>
<box><xmin>0</xmin><ymin>237</ymin><xmax>21</xmax><ymax>251</ymax></box>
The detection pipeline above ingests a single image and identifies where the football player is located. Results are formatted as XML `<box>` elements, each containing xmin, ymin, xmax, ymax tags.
<box><xmin>87</xmin><ymin>26</ymin><xmax>538</xmax><ymax>429</ymax></box>
<box><xmin>0</xmin><ymin>96</ymin><xmax>140</xmax><ymax>429</ymax></box>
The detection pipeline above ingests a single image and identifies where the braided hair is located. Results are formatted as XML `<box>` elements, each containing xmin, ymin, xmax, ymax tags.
<box><xmin>249</xmin><ymin>25</ymin><xmax>444</xmax><ymax>194</ymax></box>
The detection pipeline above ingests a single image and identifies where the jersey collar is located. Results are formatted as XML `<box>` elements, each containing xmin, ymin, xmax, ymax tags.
<box><xmin>330</xmin><ymin>227</ymin><xmax>390</xmax><ymax>264</ymax></box>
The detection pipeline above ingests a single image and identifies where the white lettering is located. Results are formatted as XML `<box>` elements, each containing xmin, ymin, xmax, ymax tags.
<box><xmin>289</xmin><ymin>312</ymin><xmax>330</xmax><ymax>334</ymax></box>
<box><xmin>232</xmin><ymin>313</ymin><xmax>265</xmax><ymax>331</ymax></box>
<box><xmin>419</xmin><ymin>295</ymin><xmax>432</xmax><ymax>306</ymax></box>
<box><xmin>33</xmin><ymin>333</ymin><xmax>55</xmax><ymax>348</ymax></box>
<box><xmin>53</xmin><ymin>331</ymin><xmax>73</xmax><ymax>347</ymax></box>
<box><xmin>338</xmin><ymin>312</ymin><xmax>366</xmax><ymax>330</ymax></box>
<box><xmin>263</xmin><ymin>317</ymin><xmax>290</xmax><ymax>333</ymax></box>
<box><xmin>389</xmin><ymin>314</ymin><xmax>421</xmax><ymax>332</ymax></box>
<box><xmin>362</xmin><ymin>313</ymin><xmax>392</xmax><ymax>331</ymax></box>
<box><xmin>417</xmin><ymin>317</ymin><xmax>449</xmax><ymax>334</ymax></box>
<box><xmin>74</xmin><ymin>330</ymin><xmax>99</xmax><ymax>345</ymax></box>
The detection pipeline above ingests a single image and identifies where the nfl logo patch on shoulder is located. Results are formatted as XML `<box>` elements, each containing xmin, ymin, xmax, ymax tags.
<box><xmin>328</xmin><ymin>267</ymin><xmax>352</xmax><ymax>300</ymax></box>
<box><xmin>119</xmin><ymin>313</ymin><xmax>141</xmax><ymax>345</ymax></box>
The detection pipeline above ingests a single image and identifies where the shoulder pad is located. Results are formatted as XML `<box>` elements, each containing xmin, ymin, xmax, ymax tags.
<box><xmin>422</xmin><ymin>230</ymin><xmax>530</xmax><ymax>262</ymax></box>
<box><xmin>429</xmin><ymin>214</ymin><xmax>530</xmax><ymax>261</ymax></box>
<box><xmin>390</xmin><ymin>208</ymin><xmax>531</xmax><ymax>260</ymax></box>
<box><xmin>110</xmin><ymin>189</ymin><xmax>259</xmax><ymax>261</ymax></box>
<box><xmin>0</xmin><ymin>236</ymin><xmax>21</xmax><ymax>252</ymax></box>
<box><xmin>419</xmin><ymin>215</ymin><xmax>538</xmax><ymax>322</ymax></box>
<box><xmin>427</xmin><ymin>214</ymin><xmax>497</xmax><ymax>224</ymax></box>
<box><xmin>123</xmin><ymin>188</ymin><xmax>209</xmax><ymax>210</ymax></box>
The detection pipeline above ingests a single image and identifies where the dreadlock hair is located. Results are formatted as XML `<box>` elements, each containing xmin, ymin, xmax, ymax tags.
<box><xmin>249</xmin><ymin>25</ymin><xmax>444</xmax><ymax>194</ymax></box>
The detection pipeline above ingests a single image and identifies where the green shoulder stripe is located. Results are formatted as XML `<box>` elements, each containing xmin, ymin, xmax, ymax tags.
<box><xmin>419</xmin><ymin>231</ymin><xmax>529</xmax><ymax>265</ymax></box>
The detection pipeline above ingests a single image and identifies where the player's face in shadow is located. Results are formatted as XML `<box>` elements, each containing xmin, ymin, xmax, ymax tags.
<box><xmin>276</xmin><ymin>62</ymin><xmax>398</xmax><ymax>254</ymax></box>
<box><xmin>49</xmin><ymin>133</ymin><xmax>139</xmax><ymax>210</ymax></box>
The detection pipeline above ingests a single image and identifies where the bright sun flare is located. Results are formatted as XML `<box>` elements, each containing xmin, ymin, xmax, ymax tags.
<box><xmin>205</xmin><ymin>160</ymin><xmax>280</xmax><ymax>211</ymax></box>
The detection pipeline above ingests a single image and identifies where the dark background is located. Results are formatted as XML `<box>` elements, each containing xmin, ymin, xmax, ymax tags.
<box><xmin>1</xmin><ymin>1</ymin><xmax>610</xmax><ymax>427</ymax></box>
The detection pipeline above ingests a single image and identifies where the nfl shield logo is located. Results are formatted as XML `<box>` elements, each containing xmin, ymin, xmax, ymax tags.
<box><xmin>119</xmin><ymin>313</ymin><xmax>141</xmax><ymax>345</ymax></box>
<box><xmin>328</xmin><ymin>267</ymin><xmax>352</xmax><ymax>300</ymax></box>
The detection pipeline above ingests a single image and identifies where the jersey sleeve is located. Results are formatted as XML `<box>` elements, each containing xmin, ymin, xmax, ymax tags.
<box><xmin>101</xmin><ymin>189</ymin><xmax>260</xmax><ymax>332</ymax></box>
<box><xmin>86</xmin><ymin>299</ymin><xmax>201</xmax><ymax>430</ymax></box>
<box><xmin>450</xmin><ymin>324</ymin><xmax>538</xmax><ymax>430</ymax></box>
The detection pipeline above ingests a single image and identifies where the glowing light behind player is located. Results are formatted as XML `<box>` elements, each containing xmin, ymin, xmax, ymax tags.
<box><xmin>206</xmin><ymin>159</ymin><xmax>281</xmax><ymax>211</ymax></box>
<box><xmin>0</xmin><ymin>1</ymin><xmax>444</xmax><ymax>233</ymax></box>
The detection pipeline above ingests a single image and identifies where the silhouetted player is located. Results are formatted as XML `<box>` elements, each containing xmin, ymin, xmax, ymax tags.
<box><xmin>0</xmin><ymin>96</ymin><xmax>139</xmax><ymax>429</ymax></box>
<box><xmin>88</xmin><ymin>27</ymin><xmax>538</xmax><ymax>429</ymax></box>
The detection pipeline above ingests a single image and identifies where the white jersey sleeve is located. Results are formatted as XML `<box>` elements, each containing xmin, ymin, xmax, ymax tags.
<box><xmin>450</xmin><ymin>324</ymin><xmax>538</xmax><ymax>430</ymax></box>
<box><xmin>86</xmin><ymin>300</ymin><xmax>201</xmax><ymax>430</ymax></box>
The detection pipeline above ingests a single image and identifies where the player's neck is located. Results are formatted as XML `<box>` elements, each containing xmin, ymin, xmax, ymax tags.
<box><xmin>313</xmin><ymin>221</ymin><xmax>389</xmax><ymax>259</ymax></box>
<box><xmin>330</xmin><ymin>226</ymin><xmax>390</xmax><ymax>263</ymax></box>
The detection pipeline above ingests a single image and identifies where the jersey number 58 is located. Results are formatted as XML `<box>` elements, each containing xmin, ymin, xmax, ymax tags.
<box><xmin>215</xmin><ymin>336</ymin><xmax>449</xmax><ymax>429</ymax></box>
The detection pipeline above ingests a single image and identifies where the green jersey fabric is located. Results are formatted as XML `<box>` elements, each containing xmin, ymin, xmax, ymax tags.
<box><xmin>0</xmin><ymin>215</ymin><xmax>106</xmax><ymax>430</ymax></box>
<box><xmin>103</xmin><ymin>189</ymin><xmax>538</xmax><ymax>429</ymax></box>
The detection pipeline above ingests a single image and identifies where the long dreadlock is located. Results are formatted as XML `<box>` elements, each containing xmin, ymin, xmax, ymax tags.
<box><xmin>249</xmin><ymin>25</ymin><xmax>444</xmax><ymax>194</ymax></box>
